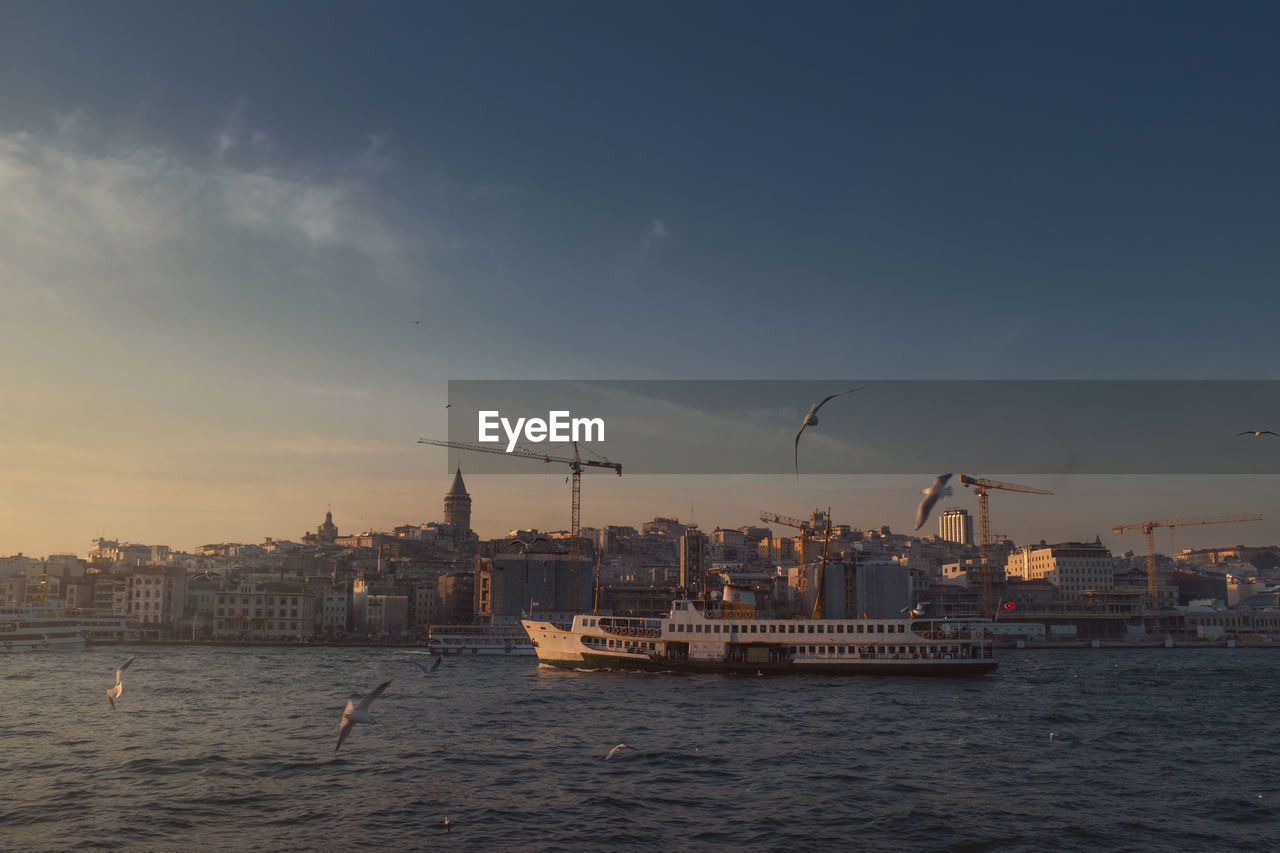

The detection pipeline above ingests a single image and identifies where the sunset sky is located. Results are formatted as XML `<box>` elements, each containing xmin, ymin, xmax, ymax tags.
<box><xmin>2</xmin><ymin>2</ymin><xmax>1278</xmax><ymax>557</ymax></box>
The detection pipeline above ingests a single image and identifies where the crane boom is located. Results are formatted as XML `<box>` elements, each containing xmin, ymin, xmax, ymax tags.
<box><xmin>418</xmin><ymin>437</ymin><xmax>622</xmax><ymax>611</ymax></box>
<box><xmin>957</xmin><ymin>475</ymin><xmax>1054</xmax><ymax>619</ymax></box>
<box><xmin>416</xmin><ymin>438</ymin><xmax>622</xmax><ymax>475</ymax></box>
<box><xmin>1110</xmin><ymin>514</ymin><xmax>1262</xmax><ymax>615</ymax></box>
<box><xmin>957</xmin><ymin>475</ymin><xmax>1053</xmax><ymax>495</ymax></box>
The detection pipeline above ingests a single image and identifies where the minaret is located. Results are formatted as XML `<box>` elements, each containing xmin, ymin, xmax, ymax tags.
<box><xmin>443</xmin><ymin>465</ymin><xmax>472</xmax><ymax>543</ymax></box>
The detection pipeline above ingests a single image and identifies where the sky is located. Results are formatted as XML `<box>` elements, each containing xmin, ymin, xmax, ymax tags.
<box><xmin>2</xmin><ymin>1</ymin><xmax>1279</xmax><ymax>558</ymax></box>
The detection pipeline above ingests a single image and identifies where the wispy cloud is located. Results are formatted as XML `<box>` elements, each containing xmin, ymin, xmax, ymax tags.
<box><xmin>0</xmin><ymin>121</ymin><xmax>401</xmax><ymax>309</ymax></box>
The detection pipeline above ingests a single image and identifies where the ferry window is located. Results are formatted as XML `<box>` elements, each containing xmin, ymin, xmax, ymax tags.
<box><xmin>667</xmin><ymin>623</ymin><xmax>674</xmax><ymax>632</ymax></box>
<box><xmin>714</xmin><ymin>624</ymin><xmax>721</xmax><ymax>633</ymax></box>
<box><xmin>876</xmin><ymin>624</ymin><xmax>884</xmax><ymax>633</ymax></box>
<box><xmin>837</xmin><ymin>625</ymin><xmax>845</xmax><ymax>633</ymax></box>
<box><xmin>788</xmin><ymin>625</ymin><xmax>795</xmax><ymax>633</ymax></box>
<box><xmin>750</xmin><ymin>625</ymin><xmax>757</xmax><ymax>633</ymax></box>
<box><xmin>807</xmin><ymin>625</ymin><xmax>815</xmax><ymax>634</ymax></box>
<box><xmin>816</xmin><ymin>625</ymin><xmax>825</xmax><ymax>634</ymax></box>
<box><xmin>856</xmin><ymin>625</ymin><xmax>864</xmax><ymax>633</ymax></box>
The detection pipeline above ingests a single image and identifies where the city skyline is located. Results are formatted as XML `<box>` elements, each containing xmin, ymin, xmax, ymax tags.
<box><xmin>3</xmin><ymin>3</ymin><xmax>1279</xmax><ymax>559</ymax></box>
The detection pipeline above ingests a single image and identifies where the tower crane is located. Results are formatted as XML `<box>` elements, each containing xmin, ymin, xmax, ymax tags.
<box><xmin>760</xmin><ymin>511</ymin><xmax>811</xmax><ymax>576</ymax></box>
<box><xmin>418</xmin><ymin>438</ymin><xmax>622</xmax><ymax>611</ymax></box>
<box><xmin>1111</xmin><ymin>515</ymin><xmax>1262</xmax><ymax>611</ymax></box>
<box><xmin>957</xmin><ymin>475</ymin><xmax>1054</xmax><ymax>619</ymax></box>
<box><xmin>760</xmin><ymin>510</ymin><xmax>831</xmax><ymax>614</ymax></box>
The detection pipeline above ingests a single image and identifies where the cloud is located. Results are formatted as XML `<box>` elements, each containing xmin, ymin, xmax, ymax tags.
<box><xmin>650</xmin><ymin>218</ymin><xmax>668</xmax><ymax>240</ymax></box>
<box><xmin>0</xmin><ymin>123</ymin><xmax>402</xmax><ymax>309</ymax></box>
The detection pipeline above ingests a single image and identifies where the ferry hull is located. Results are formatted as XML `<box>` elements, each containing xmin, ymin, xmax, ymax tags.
<box><xmin>0</xmin><ymin>635</ymin><xmax>87</xmax><ymax>652</ymax></box>
<box><xmin>547</xmin><ymin>653</ymin><xmax>996</xmax><ymax>676</ymax></box>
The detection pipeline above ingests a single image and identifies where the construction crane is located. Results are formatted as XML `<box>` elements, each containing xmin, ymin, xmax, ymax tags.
<box><xmin>761</xmin><ymin>510</ymin><xmax>829</xmax><ymax>614</ymax></box>
<box><xmin>957</xmin><ymin>475</ymin><xmax>1054</xmax><ymax>620</ymax></box>
<box><xmin>418</xmin><ymin>438</ymin><xmax>622</xmax><ymax>611</ymax></box>
<box><xmin>811</xmin><ymin>510</ymin><xmax>833</xmax><ymax>619</ymax></box>
<box><xmin>1111</xmin><ymin>515</ymin><xmax>1262</xmax><ymax>610</ymax></box>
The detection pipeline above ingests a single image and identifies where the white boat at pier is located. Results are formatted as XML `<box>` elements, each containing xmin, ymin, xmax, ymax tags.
<box><xmin>0</xmin><ymin>606</ymin><xmax>130</xmax><ymax>651</ymax></box>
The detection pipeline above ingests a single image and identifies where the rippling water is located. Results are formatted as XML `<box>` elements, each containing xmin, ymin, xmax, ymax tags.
<box><xmin>3</xmin><ymin>646</ymin><xmax>1278</xmax><ymax>851</ymax></box>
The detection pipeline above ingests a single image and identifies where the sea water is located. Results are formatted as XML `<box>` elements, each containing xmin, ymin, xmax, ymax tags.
<box><xmin>2</xmin><ymin>646</ymin><xmax>1277</xmax><ymax>851</ymax></box>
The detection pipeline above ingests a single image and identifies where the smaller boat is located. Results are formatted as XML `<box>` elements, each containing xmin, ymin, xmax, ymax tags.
<box><xmin>0</xmin><ymin>606</ymin><xmax>88</xmax><ymax>651</ymax></box>
<box><xmin>427</xmin><ymin>624</ymin><xmax>536</xmax><ymax>656</ymax></box>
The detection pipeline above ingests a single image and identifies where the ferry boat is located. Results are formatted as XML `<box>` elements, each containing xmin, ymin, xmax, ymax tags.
<box><xmin>427</xmin><ymin>624</ymin><xmax>536</xmax><ymax>656</ymax></box>
<box><xmin>0</xmin><ymin>606</ymin><xmax>133</xmax><ymax>651</ymax></box>
<box><xmin>521</xmin><ymin>590</ymin><xmax>997</xmax><ymax>676</ymax></box>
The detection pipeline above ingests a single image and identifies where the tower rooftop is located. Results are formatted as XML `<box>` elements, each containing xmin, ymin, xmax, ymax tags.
<box><xmin>447</xmin><ymin>465</ymin><xmax>469</xmax><ymax>497</ymax></box>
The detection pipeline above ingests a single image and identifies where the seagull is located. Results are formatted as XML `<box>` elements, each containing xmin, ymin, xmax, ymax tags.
<box><xmin>1238</xmin><ymin>430</ymin><xmax>1278</xmax><ymax>437</ymax></box>
<box><xmin>335</xmin><ymin>678</ymin><xmax>394</xmax><ymax>753</ymax></box>
<box><xmin>408</xmin><ymin>654</ymin><xmax>443</xmax><ymax>677</ymax></box>
<box><xmin>794</xmin><ymin>386</ymin><xmax>868</xmax><ymax>478</ymax></box>
<box><xmin>915</xmin><ymin>473</ymin><xmax>953</xmax><ymax>530</ymax></box>
<box><xmin>605</xmin><ymin>744</ymin><xmax>638</xmax><ymax>760</ymax></box>
<box><xmin>106</xmin><ymin>655</ymin><xmax>135</xmax><ymax>711</ymax></box>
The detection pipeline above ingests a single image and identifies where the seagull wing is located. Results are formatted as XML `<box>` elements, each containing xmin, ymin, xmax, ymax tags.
<box><xmin>116</xmin><ymin>656</ymin><xmax>135</xmax><ymax>680</ymax></box>
<box><xmin>813</xmin><ymin>385</ymin><xmax>869</xmax><ymax>413</ymax></box>
<box><xmin>107</xmin><ymin>681</ymin><xmax>122</xmax><ymax>710</ymax></box>
<box><xmin>1238</xmin><ymin>431</ymin><xmax>1255</xmax><ymax>436</ymax></box>
<box><xmin>355</xmin><ymin>678</ymin><xmax>394</xmax><ymax>711</ymax></box>
<box><xmin>1264</xmin><ymin>431</ymin><xmax>1279</xmax><ymax>436</ymax></box>
<box><xmin>794</xmin><ymin>428</ymin><xmax>805</xmax><ymax>479</ymax></box>
<box><xmin>408</xmin><ymin>659</ymin><xmax>429</xmax><ymax>675</ymax></box>
<box><xmin>335</xmin><ymin>705</ymin><xmax>356</xmax><ymax>753</ymax></box>
<box><xmin>430</xmin><ymin>654</ymin><xmax>442</xmax><ymax>672</ymax></box>
<box><xmin>606</xmin><ymin>744</ymin><xmax>635</xmax><ymax>760</ymax></box>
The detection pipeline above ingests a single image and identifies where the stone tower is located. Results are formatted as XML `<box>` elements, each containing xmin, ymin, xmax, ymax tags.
<box><xmin>443</xmin><ymin>465</ymin><xmax>472</xmax><ymax>543</ymax></box>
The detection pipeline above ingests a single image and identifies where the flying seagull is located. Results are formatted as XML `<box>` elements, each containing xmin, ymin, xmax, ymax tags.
<box><xmin>1238</xmin><ymin>430</ymin><xmax>1278</xmax><ymax>437</ymax></box>
<box><xmin>794</xmin><ymin>386</ymin><xmax>868</xmax><ymax>478</ymax></box>
<box><xmin>606</xmin><ymin>744</ymin><xmax>639</xmax><ymax>760</ymax></box>
<box><xmin>107</xmin><ymin>655</ymin><xmax>135</xmax><ymax>711</ymax></box>
<box><xmin>408</xmin><ymin>654</ymin><xmax>443</xmax><ymax>677</ymax></box>
<box><xmin>335</xmin><ymin>678</ymin><xmax>394</xmax><ymax>753</ymax></box>
<box><xmin>915</xmin><ymin>473</ymin><xmax>953</xmax><ymax>530</ymax></box>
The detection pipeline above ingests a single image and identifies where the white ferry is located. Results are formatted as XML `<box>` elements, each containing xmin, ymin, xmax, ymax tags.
<box><xmin>521</xmin><ymin>590</ymin><xmax>997</xmax><ymax>676</ymax></box>
<box><xmin>0</xmin><ymin>606</ymin><xmax>130</xmax><ymax>651</ymax></box>
<box><xmin>427</xmin><ymin>624</ymin><xmax>536</xmax><ymax>656</ymax></box>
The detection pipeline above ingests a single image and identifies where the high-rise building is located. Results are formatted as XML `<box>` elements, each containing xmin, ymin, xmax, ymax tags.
<box><xmin>443</xmin><ymin>466</ymin><xmax>472</xmax><ymax>542</ymax></box>
<box><xmin>679</xmin><ymin>528</ymin><xmax>709</xmax><ymax>595</ymax></box>
<box><xmin>938</xmin><ymin>508</ymin><xmax>974</xmax><ymax>546</ymax></box>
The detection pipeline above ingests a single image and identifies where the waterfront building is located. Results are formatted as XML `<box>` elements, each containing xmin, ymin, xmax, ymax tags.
<box><xmin>1004</xmin><ymin>541</ymin><xmax>1114</xmax><ymax>598</ymax></box>
<box><xmin>938</xmin><ymin>509</ymin><xmax>974</xmax><ymax>546</ymax></box>
<box><xmin>438</xmin><ymin>571</ymin><xmax>475</xmax><ymax>623</ymax></box>
<box><xmin>320</xmin><ymin>585</ymin><xmax>350</xmax><ymax>635</ymax></box>
<box><xmin>0</xmin><ymin>574</ymin><xmax>26</xmax><ymax>606</ymax></box>
<box><xmin>211</xmin><ymin>582</ymin><xmax>314</xmax><ymax>639</ymax></box>
<box><xmin>475</xmin><ymin>547</ymin><xmax>593</xmax><ymax>625</ymax></box>
<box><xmin>126</xmin><ymin>566</ymin><xmax>189</xmax><ymax>626</ymax></box>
